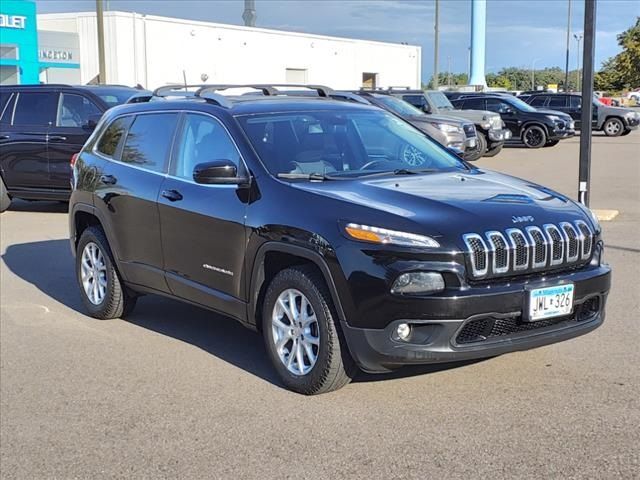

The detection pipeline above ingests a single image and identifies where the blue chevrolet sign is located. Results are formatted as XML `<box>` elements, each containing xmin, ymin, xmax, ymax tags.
<box><xmin>0</xmin><ymin>0</ymin><xmax>39</xmax><ymax>84</ymax></box>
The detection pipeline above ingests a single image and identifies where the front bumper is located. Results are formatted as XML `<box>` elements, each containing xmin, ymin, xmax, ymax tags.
<box><xmin>549</xmin><ymin>127</ymin><xmax>576</xmax><ymax>141</ymax></box>
<box><xmin>624</xmin><ymin>116</ymin><xmax>640</xmax><ymax>128</ymax></box>
<box><xmin>342</xmin><ymin>265</ymin><xmax>611</xmax><ymax>373</ymax></box>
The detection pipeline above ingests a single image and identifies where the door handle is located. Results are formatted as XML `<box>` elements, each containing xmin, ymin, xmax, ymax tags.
<box><xmin>100</xmin><ymin>174</ymin><xmax>117</xmax><ymax>185</ymax></box>
<box><xmin>161</xmin><ymin>189</ymin><xmax>183</xmax><ymax>202</ymax></box>
<box><xmin>48</xmin><ymin>135</ymin><xmax>68</xmax><ymax>142</ymax></box>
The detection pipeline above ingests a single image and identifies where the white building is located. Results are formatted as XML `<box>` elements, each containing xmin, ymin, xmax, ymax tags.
<box><xmin>37</xmin><ymin>11</ymin><xmax>421</xmax><ymax>90</ymax></box>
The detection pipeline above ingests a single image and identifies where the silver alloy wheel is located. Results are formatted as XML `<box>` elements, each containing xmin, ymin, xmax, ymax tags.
<box><xmin>271</xmin><ymin>288</ymin><xmax>320</xmax><ymax>376</ymax></box>
<box><xmin>604</xmin><ymin>120</ymin><xmax>621</xmax><ymax>135</ymax></box>
<box><xmin>401</xmin><ymin>144</ymin><xmax>427</xmax><ymax>166</ymax></box>
<box><xmin>80</xmin><ymin>242</ymin><xmax>108</xmax><ymax>305</ymax></box>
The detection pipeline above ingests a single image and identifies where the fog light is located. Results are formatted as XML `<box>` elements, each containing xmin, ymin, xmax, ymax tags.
<box><xmin>391</xmin><ymin>272</ymin><xmax>445</xmax><ymax>295</ymax></box>
<box><xmin>396</xmin><ymin>323</ymin><xmax>411</xmax><ymax>341</ymax></box>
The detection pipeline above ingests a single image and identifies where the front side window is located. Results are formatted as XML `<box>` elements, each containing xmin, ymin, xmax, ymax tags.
<box><xmin>570</xmin><ymin>96</ymin><xmax>582</xmax><ymax>108</ymax></box>
<box><xmin>548</xmin><ymin>95</ymin><xmax>567</xmax><ymax>108</ymax></box>
<box><xmin>237</xmin><ymin>109</ymin><xmax>465</xmax><ymax>178</ymax></box>
<box><xmin>12</xmin><ymin>92</ymin><xmax>58</xmax><ymax>126</ymax></box>
<box><xmin>529</xmin><ymin>96</ymin><xmax>547</xmax><ymax>107</ymax></box>
<box><xmin>121</xmin><ymin>113</ymin><xmax>179</xmax><ymax>173</ymax></box>
<box><xmin>486</xmin><ymin>98</ymin><xmax>512</xmax><ymax>114</ymax></box>
<box><xmin>427</xmin><ymin>91</ymin><xmax>455</xmax><ymax>110</ymax></box>
<box><xmin>57</xmin><ymin>93</ymin><xmax>102</xmax><ymax>127</ymax></box>
<box><xmin>97</xmin><ymin>116</ymin><xmax>133</xmax><ymax>158</ymax></box>
<box><xmin>374</xmin><ymin>95</ymin><xmax>425</xmax><ymax>117</ymax></box>
<box><xmin>462</xmin><ymin>98</ymin><xmax>485</xmax><ymax>110</ymax></box>
<box><xmin>402</xmin><ymin>95</ymin><xmax>426</xmax><ymax>108</ymax></box>
<box><xmin>172</xmin><ymin>113</ymin><xmax>242</xmax><ymax>179</ymax></box>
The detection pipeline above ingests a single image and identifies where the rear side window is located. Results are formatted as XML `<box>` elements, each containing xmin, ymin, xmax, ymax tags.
<box><xmin>462</xmin><ymin>98</ymin><xmax>485</xmax><ymax>109</ymax></box>
<box><xmin>121</xmin><ymin>113</ymin><xmax>179</xmax><ymax>173</ymax></box>
<box><xmin>57</xmin><ymin>93</ymin><xmax>101</xmax><ymax>127</ymax></box>
<box><xmin>12</xmin><ymin>92</ymin><xmax>58</xmax><ymax>126</ymax></box>
<box><xmin>548</xmin><ymin>96</ymin><xmax>567</xmax><ymax>108</ymax></box>
<box><xmin>97</xmin><ymin>116</ymin><xmax>133</xmax><ymax>158</ymax></box>
<box><xmin>529</xmin><ymin>96</ymin><xmax>547</xmax><ymax>107</ymax></box>
<box><xmin>0</xmin><ymin>92</ymin><xmax>16</xmax><ymax>124</ymax></box>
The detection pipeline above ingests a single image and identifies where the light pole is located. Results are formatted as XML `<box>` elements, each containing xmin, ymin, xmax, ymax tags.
<box><xmin>96</xmin><ymin>0</ymin><xmax>106</xmax><ymax>83</ymax></box>
<box><xmin>574</xmin><ymin>33</ymin><xmax>583</xmax><ymax>90</ymax></box>
<box><xmin>564</xmin><ymin>0</ymin><xmax>571</xmax><ymax>91</ymax></box>
<box><xmin>433</xmin><ymin>0</ymin><xmax>440</xmax><ymax>88</ymax></box>
<box><xmin>531</xmin><ymin>58</ymin><xmax>540</xmax><ymax>90</ymax></box>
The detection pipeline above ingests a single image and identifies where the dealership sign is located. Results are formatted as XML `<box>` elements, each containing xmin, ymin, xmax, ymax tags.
<box><xmin>39</xmin><ymin>49</ymin><xmax>74</xmax><ymax>61</ymax></box>
<box><xmin>0</xmin><ymin>14</ymin><xmax>27</xmax><ymax>29</ymax></box>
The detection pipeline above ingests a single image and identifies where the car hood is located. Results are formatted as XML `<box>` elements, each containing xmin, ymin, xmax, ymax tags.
<box><xmin>436</xmin><ymin>108</ymin><xmax>501</xmax><ymax>123</ymax></box>
<box><xmin>293</xmin><ymin>169</ymin><xmax>590</xmax><ymax>244</ymax></box>
<box><xmin>600</xmin><ymin>105</ymin><xmax>637</xmax><ymax>115</ymax></box>
<box><xmin>534</xmin><ymin>109</ymin><xmax>573</xmax><ymax>120</ymax></box>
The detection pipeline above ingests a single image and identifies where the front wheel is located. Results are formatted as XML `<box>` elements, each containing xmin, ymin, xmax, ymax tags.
<box><xmin>483</xmin><ymin>142</ymin><xmax>503</xmax><ymax>157</ymax></box>
<box><xmin>262</xmin><ymin>266</ymin><xmax>356</xmax><ymax>394</ymax></box>
<box><xmin>603</xmin><ymin>117</ymin><xmax>624</xmax><ymax>137</ymax></box>
<box><xmin>76</xmin><ymin>226</ymin><xmax>137</xmax><ymax>319</ymax></box>
<box><xmin>0</xmin><ymin>176</ymin><xmax>11</xmax><ymax>213</ymax></box>
<box><xmin>522</xmin><ymin>125</ymin><xmax>547</xmax><ymax>148</ymax></box>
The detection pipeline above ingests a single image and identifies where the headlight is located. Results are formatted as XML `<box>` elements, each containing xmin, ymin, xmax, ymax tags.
<box><xmin>547</xmin><ymin>115</ymin><xmax>561</xmax><ymax>122</ymax></box>
<box><xmin>577</xmin><ymin>203</ymin><xmax>601</xmax><ymax>233</ymax></box>
<box><xmin>480</xmin><ymin>121</ymin><xmax>491</xmax><ymax>129</ymax></box>
<box><xmin>391</xmin><ymin>272</ymin><xmax>445</xmax><ymax>295</ymax></box>
<box><xmin>431</xmin><ymin>122</ymin><xmax>461</xmax><ymax>134</ymax></box>
<box><xmin>344</xmin><ymin>223</ymin><xmax>440</xmax><ymax>247</ymax></box>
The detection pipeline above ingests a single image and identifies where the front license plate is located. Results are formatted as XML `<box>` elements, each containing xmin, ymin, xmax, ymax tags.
<box><xmin>528</xmin><ymin>284</ymin><xmax>574</xmax><ymax>321</ymax></box>
<box><xmin>468</xmin><ymin>138</ymin><xmax>477</xmax><ymax>148</ymax></box>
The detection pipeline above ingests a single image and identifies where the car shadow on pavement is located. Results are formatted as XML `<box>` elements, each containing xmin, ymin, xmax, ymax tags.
<box><xmin>2</xmin><ymin>239</ymin><xmax>485</xmax><ymax>390</ymax></box>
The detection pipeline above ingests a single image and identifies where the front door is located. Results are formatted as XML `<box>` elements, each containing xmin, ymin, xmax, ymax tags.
<box><xmin>0</xmin><ymin>90</ymin><xmax>57</xmax><ymax>191</ymax></box>
<box><xmin>48</xmin><ymin>92</ymin><xmax>102</xmax><ymax>190</ymax></box>
<box><xmin>158</xmin><ymin>112</ymin><xmax>249</xmax><ymax>320</ymax></box>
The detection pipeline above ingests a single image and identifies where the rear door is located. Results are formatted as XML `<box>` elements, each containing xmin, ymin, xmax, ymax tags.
<box><xmin>547</xmin><ymin>95</ymin><xmax>569</xmax><ymax>114</ymax></box>
<box><xmin>48</xmin><ymin>92</ymin><xmax>103</xmax><ymax>190</ymax></box>
<box><xmin>93</xmin><ymin>112</ymin><xmax>180</xmax><ymax>293</ymax></box>
<box><xmin>0</xmin><ymin>90</ymin><xmax>57</xmax><ymax>190</ymax></box>
<box><xmin>528</xmin><ymin>95</ymin><xmax>548</xmax><ymax>109</ymax></box>
<box><xmin>157</xmin><ymin>112</ymin><xmax>249</xmax><ymax>318</ymax></box>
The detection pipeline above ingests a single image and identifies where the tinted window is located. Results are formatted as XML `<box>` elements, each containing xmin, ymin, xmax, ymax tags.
<box><xmin>548</xmin><ymin>95</ymin><xmax>567</xmax><ymax>108</ymax></box>
<box><xmin>172</xmin><ymin>113</ymin><xmax>242</xmax><ymax>179</ymax></box>
<box><xmin>57</xmin><ymin>93</ymin><xmax>102</xmax><ymax>127</ymax></box>
<box><xmin>0</xmin><ymin>92</ymin><xmax>15</xmax><ymax>124</ymax></box>
<box><xmin>529</xmin><ymin>96</ymin><xmax>547</xmax><ymax>107</ymax></box>
<box><xmin>486</xmin><ymin>99</ymin><xmax>512</xmax><ymax>114</ymax></box>
<box><xmin>570</xmin><ymin>96</ymin><xmax>582</xmax><ymax>108</ymax></box>
<box><xmin>402</xmin><ymin>95</ymin><xmax>426</xmax><ymax>107</ymax></box>
<box><xmin>374</xmin><ymin>95</ymin><xmax>425</xmax><ymax>117</ymax></box>
<box><xmin>121</xmin><ymin>113</ymin><xmax>178</xmax><ymax>173</ymax></box>
<box><xmin>97</xmin><ymin>116</ymin><xmax>133</xmax><ymax>157</ymax></box>
<box><xmin>12</xmin><ymin>92</ymin><xmax>58</xmax><ymax>126</ymax></box>
<box><xmin>462</xmin><ymin>98</ymin><xmax>485</xmax><ymax>109</ymax></box>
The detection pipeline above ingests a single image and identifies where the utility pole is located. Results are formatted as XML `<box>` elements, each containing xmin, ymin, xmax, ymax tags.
<box><xmin>578</xmin><ymin>1</ymin><xmax>596</xmax><ymax>206</ymax></box>
<box><xmin>574</xmin><ymin>33</ymin><xmax>583</xmax><ymax>90</ymax></box>
<box><xmin>564</xmin><ymin>0</ymin><xmax>572</xmax><ymax>91</ymax></box>
<box><xmin>531</xmin><ymin>58</ymin><xmax>539</xmax><ymax>90</ymax></box>
<box><xmin>242</xmin><ymin>0</ymin><xmax>256</xmax><ymax>27</ymax></box>
<box><xmin>433</xmin><ymin>0</ymin><xmax>439</xmax><ymax>88</ymax></box>
<box><xmin>96</xmin><ymin>0</ymin><xmax>106</xmax><ymax>83</ymax></box>
<box><xmin>447</xmin><ymin>55</ymin><xmax>452</xmax><ymax>87</ymax></box>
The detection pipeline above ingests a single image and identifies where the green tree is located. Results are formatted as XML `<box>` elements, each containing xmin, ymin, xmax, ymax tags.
<box><xmin>595</xmin><ymin>17</ymin><xmax>640</xmax><ymax>90</ymax></box>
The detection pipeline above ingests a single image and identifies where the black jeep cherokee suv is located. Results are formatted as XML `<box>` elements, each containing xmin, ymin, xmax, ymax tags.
<box><xmin>0</xmin><ymin>84</ymin><xmax>144</xmax><ymax>212</ymax></box>
<box><xmin>451</xmin><ymin>94</ymin><xmax>576</xmax><ymax>148</ymax></box>
<box><xmin>69</xmin><ymin>84</ymin><xmax>611</xmax><ymax>394</ymax></box>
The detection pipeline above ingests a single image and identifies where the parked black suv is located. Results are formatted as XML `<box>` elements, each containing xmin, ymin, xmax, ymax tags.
<box><xmin>0</xmin><ymin>84</ymin><xmax>143</xmax><ymax>212</ymax></box>
<box><xmin>69</xmin><ymin>84</ymin><xmax>611</xmax><ymax>394</ymax></box>
<box><xmin>451</xmin><ymin>94</ymin><xmax>576</xmax><ymax>148</ymax></box>
<box><xmin>524</xmin><ymin>93</ymin><xmax>640</xmax><ymax>136</ymax></box>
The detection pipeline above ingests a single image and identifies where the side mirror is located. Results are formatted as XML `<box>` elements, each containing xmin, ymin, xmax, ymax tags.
<box><xmin>83</xmin><ymin>113</ymin><xmax>102</xmax><ymax>131</ymax></box>
<box><xmin>193</xmin><ymin>160</ymin><xmax>248</xmax><ymax>185</ymax></box>
<box><xmin>447</xmin><ymin>146</ymin><xmax>465</xmax><ymax>159</ymax></box>
<box><xmin>421</xmin><ymin>104</ymin><xmax>431</xmax><ymax>114</ymax></box>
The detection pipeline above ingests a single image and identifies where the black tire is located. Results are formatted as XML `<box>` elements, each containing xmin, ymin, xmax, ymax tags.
<box><xmin>465</xmin><ymin>132</ymin><xmax>486</xmax><ymax>161</ymax></box>
<box><xmin>545</xmin><ymin>139</ymin><xmax>560</xmax><ymax>147</ymax></box>
<box><xmin>602</xmin><ymin>117</ymin><xmax>624</xmax><ymax>137</ymax></box>
<box><xmin>483</xmin><ymin>142</ymin><xmax>503</xmax><ymax>157</ymax></box>
<box><xmin>620</xmin><ymin>129</ymin><xmax>631</xmax><ymax>136</ymax></box>
<box><xmin>522</xmin><ymin>125</ymin><xmax>547</xmax><ymax>148</ymax></box>
<box><xmin>76</xmin><ymin>226</ymin><xmax>137</xmax><ymax>319</ymax></box>
<box><xmin>262</xmin><ymin>265</ymin><xmax>357</xmax><ymax>395</ymax></box>
<box><xmin>0</xmin><ymin>176</ymin><xmax>11</xmax><ymax>213</ymax></box>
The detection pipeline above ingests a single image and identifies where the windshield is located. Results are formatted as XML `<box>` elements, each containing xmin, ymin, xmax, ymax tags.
<box><xmin>505</xmin><ymin>96</ymin><xmax>538</xmax><ymax>112</ymax></box>
<box><xmin>429</xmin><ymin>91</ymin><xmax>454</xmax><ymax>110</ymax></box>
<box><xmin>237</xmin><ymin>109</ymin><xmax>466</xmax><ymax>178</ymax></box>
<box><xmin>373</xmin><ymin>95</ymin><xmax>426</xmax><ymax>117</ymax></box>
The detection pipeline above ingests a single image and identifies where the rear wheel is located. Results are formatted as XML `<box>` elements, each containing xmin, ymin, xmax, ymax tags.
<box><xmin>545</xmin><ymin>139</ymin><xmax>560</xmax><ymax>147</ymax></box>
<box><xmin>465</xmin><ymin>132</ymin><xmax>486</xmax><ymax>161</ymax></box>
<box><xmin>262</xmin><ymin>265</ymin><xmax>356</xmax><ymax>394</ymax></box>
<box><xmin>522</xmin><ymin>125</ymin><xmax>547</xmax><ymax>148</ymax></box>
<box><xmin>0</xmin><ymin>176</ymin><xmax>11</xmax><ymax>213</ymax></box>
<box><xmin>76</xmin><ymin>226</ymin><xmax>137</xmax><ymax>319</ymax></box>
<box><xmin>603</xmin><ymin>117</ymin><xmax>624</xmax><ymax>137</ymax></box>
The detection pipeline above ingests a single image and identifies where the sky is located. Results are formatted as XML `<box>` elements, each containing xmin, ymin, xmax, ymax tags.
<box><xmin>35</xmin><ymin>0</ymin><xmax>640</xmax><ymax>82</ymax></box>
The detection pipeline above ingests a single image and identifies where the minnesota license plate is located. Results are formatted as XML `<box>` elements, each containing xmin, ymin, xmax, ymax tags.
<box><xmin>528</xmin><ymin>284</ymin><xmax>574</xmax><ymax>321</ymax></box>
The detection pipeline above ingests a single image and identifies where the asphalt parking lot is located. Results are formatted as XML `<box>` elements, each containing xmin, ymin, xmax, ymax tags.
<box><xmin>1</xmin><ymin>131</ymin><xmax>639</xmax><ymax>478</ymax></box>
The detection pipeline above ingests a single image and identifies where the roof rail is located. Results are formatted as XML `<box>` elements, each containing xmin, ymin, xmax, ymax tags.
<box><xmin>251</xmin><ymin>84</ymin><xmax>334</xmax><ymax>97</ymax></box>
<box><xmin>153</xmin><ymin>84</ymin><xmax>209</xmax><ymax>97</ymax></box>
<box><xmin>329</xmin><ymin>91</ymin><xmax>371</xmax><ymax>105</ymax></box>
<box><xmin>195</xmin><ymin>84</ymin><xmax>276</xmax><ymax>96</ymax></box>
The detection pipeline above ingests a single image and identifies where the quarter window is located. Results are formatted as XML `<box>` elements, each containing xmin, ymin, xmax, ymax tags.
<box><xmin>548</xmin><ymin>96</ymin><xmax>567</xmax><ymax>108</ymax></box>
<box><xmin>12</xmin><ymin>92</ymin><xmax>58</xmax><ymax>126</ymax></box>
<box><xmin>172</xmin><ymin>113</ymin><xmax>242</xmax><ymax>179</ymax></box>
<box><xmin>97</xmin><ymin>116</ymin><xmax>132</xmax><ymax>158</ymax></box>
<box><xmin>121</xmin><ymin>113</ymin><xmax>179</xmax><ymax>173</ymax></box>
<box><xmin>57</xmin><ymin>93</ymin><xmax>101</xmax><ymax>127</ymax></box>
<box><xmin>486</xmin><ymin>99</ymin><xmax>511</xmax><ymax>114</ymax></box>
<box><xmin>529</xmin><ymin>96</ymin><xmax>547</xmax><ymax>107</ymax></box>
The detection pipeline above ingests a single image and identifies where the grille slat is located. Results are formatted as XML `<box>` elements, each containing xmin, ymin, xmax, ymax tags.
<box><xmin>463</xmin><ymin>220</ymin><xmax>594</xmax><ymax>279</ymax></box>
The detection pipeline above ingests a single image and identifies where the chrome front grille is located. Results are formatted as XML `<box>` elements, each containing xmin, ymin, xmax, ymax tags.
<box><xmin>463</xmin><ymin>220</ymin><xmax>594</xmax><ymax>278</ymax></box>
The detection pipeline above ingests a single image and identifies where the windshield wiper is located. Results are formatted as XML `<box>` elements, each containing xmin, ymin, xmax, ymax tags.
<box><xmin>277</xmin><ymin>172</ymin><xmax>333</xmax><ymax>181</ymax></box>
<box><xmin>357</xmin><ymin>168</ymin><xmax>438</xmax><ymax>178</ymax></box>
